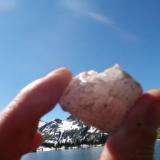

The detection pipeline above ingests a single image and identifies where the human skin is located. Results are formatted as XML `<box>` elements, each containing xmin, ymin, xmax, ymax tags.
<box><xmin>99</xmin><ymin>90</ymin><xmax>160</xmax><ymax>160</ymax></box>
<box><xmin>0</xmin><ymin>68</ymin><xmax>159</xmax><ymax>160</ymax></box>
<box><xmin>0</xmin><ymin>68</ymin><xmax>72</xmax><ymax>160</ymax></box>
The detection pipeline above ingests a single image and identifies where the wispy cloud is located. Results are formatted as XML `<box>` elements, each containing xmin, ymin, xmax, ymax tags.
<box><xmin>62</xmin><ymin>0</ymin><xmax>89</xmax><ymax>13</ymax></box>
<box><xmin>88</xmin><ymin>12</ymin><xmax>140</xmax><ymax>42</ymax></box>
<box><xmin>86</xmin><ymin>12</ymin><xmax>115</xmax><ymax>27</ymax></box>
<box><xmin>0</xmin><ymin>0</ymin><xmax>16</xmax><ymax>12</ymax></box>
<box><xmin>61</xmin><ymin>0</ymin><xmax>140</xmax><ymax>42</ymax></box>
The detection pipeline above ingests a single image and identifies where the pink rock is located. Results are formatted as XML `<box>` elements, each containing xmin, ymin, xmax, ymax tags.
<box><xmin>59</xmin><ymin>65</ymin><xmax>143</xmax><ymax>133</ymax></box>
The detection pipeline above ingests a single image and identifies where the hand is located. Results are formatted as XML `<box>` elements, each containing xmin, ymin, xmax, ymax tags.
<box><xmin>0</xmin><ymin>68</ymin><xmax>159</xmax><ymax>160</ymax></box>
<box><xmin>0</xmin><ymin>68</ymin><xmax>72</xmax><ymax>160</ymax></box>
<box><xmin>100</xmin><ymin>90</ymin><xmax>160</xmax><ymax>160</ymax></box>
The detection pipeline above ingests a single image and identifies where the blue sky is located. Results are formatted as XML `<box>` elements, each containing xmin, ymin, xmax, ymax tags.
<box><xmin>0</xmin><ymin>0</ymin><xmax>160</xmax><ymax>122</ymax></box>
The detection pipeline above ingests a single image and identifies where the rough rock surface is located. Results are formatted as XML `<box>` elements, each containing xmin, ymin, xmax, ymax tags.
<box><xmin>60</xmin><ymin>65</ymin><xmax>143</xmax><ymax>133</ymax></box>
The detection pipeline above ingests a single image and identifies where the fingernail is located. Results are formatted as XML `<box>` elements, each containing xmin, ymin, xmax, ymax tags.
<box><xmin>46</xmin><ymin>67</ymin><xmax>72</xmax><ymax>81</ymax></box>
<box><xmin>147</xmin><ymin>89</ymin><xmax>160</xmax><ymax>101</ymax></box>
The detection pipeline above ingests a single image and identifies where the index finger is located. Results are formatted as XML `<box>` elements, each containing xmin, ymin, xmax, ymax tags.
<box><xmin>2</xmin><ymin>68</ymin><xmax>72</xmax><ymax>122</ymax></box>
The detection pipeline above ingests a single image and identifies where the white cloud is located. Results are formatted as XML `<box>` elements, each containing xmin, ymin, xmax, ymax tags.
<box><xmin>118</xmin><ymin>29</ymin><xmax>140</xmax><ymax>42</ymax></box>
<box><xmin>61</xmin><ymin>0</ymin><xmax>140</xmax><ymax>42</ymax></box>
<box><xmin>0</xmin><ymin>0</ymin><xmax>16</xmax><ymax>11</ymax></box>
<box><xmin>62</xmin><ymin>0</ymin><xmax>89</xmax><ymax>13</ymax></box>
<box><xmin>86</xmin><ymin>12</ymin><xmax>114</xmax><ymax>27</ymax></box>
<box><xmin>87</xmin><ymin>12</ymin><xmax>139</xmax><ymax>42</ymax></box>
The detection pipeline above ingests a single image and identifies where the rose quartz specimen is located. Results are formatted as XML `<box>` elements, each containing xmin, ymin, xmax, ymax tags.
<box><xmin>59</xmin><ymin>65</ymin><xmax>143</xmax><ymax>133</ymax></box>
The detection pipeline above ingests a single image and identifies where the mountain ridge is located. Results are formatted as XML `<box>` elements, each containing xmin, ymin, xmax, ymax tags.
<box><xmin>39</xmin><ymin>115</ymin><xmax>108</xmax><ymax>149</ymax></box>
